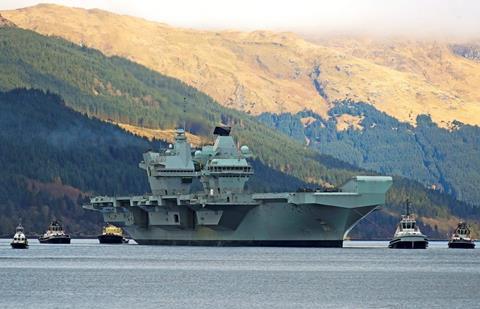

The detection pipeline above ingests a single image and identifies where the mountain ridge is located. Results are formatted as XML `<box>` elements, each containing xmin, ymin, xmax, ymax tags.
<box><xmin>3</xmin><ymin>4</ymin><xmax>480</xmax><ymax>127</ymax></box>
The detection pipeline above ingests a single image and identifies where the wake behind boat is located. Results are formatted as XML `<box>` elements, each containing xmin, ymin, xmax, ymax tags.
<box><xmin>389</xmin><ymin>201</ymin><xmax>428</xmax><ymax>249</ymax></box>
<box><xmin>38</xmin><ymin>220</ymin><xmax>71</xmax><ymax>244</ymax></box>
<box><xmin>448</xmin><ymin>222</ymin><xmax>475</xmax><ymax>249</ymax></box>
<box><xmin>11</xmin><ymin>223</ymin><xmax>28</xmax><ymax>249</ymax></box>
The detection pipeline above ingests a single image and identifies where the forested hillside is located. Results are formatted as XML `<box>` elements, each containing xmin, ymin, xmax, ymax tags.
<box><xmin>1</xmin><ymin>27</ymin><xmax>479</xmax><ymax>238</ymax></box>
<box><xmin>259</xmin><ymin>101</ymin><xmax>480</xmax><ymax>207</ymax></box>
<box><xmin>0</xmin><ymin>26</ymin><xmax>355</xmax><ymax>189</ymax></box>
<box><xmin>1</xmin><ymin>89</ymin><xmax>478</xmax><ymax>239</ymax></box>
<box><xmin>0</xmin><ymin>89</ymin><xmax>150</xmax><ymax>235</ymax></box>
<box><xmin>0</xmin><ymin>89</ymin><xmax>314</xmax><ymax>236</ymax></box>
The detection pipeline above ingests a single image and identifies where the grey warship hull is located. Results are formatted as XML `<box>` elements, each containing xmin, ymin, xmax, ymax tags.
<box><xmin>84</xmin><ymin>126</ymin><xmax>392</xmax><ymax>247</ymax></box>
<box><xmin>85</xmin><ymin>176</ymin><xmax>392</xmax><ymax>247</ymax></box>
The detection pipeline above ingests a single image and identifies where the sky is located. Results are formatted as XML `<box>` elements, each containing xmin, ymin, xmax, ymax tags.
<box><xmin>1</xmin><ymin>0</ymin><xmax>479</xmax><ymax>38</ymax></box>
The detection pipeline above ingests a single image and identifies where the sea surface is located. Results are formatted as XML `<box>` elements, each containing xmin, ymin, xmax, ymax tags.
<box><xmin>0</xmin><ymin>239</ymin><xmax>479</xmax><ymax>309</ymax></box>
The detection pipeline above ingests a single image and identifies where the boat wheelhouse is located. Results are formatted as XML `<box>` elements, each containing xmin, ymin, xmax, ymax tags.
<box><xmin>449</xmin><ymin>222</ymin><xmax>475</xmax><ymax>249</ymax></box>
<box><xmin>11</xmin><ymin>224</ymin><xmax>28</xmax><ymax>249</ymax></box>
<box><xmin>389</xmin><ymin>201</ymin><xmax>428</xmax><ymax>249</ymax></box>
<box><xmin>98</xmin><ymin>224</ymin><xmax>129</xmax><ymax>244</ymax></box>
<box><xmin>38</xmin><ymin>220</ymin><xmax>71</xmax><ymax>244</ymax></box>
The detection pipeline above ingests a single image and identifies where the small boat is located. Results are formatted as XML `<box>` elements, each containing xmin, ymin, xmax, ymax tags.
<box><xmin>98</xmin><ymin>224</ymin><xmax>129</xmax><ymax>244</ymax></box>
<box><xmin>448</xmin><ymin>222</ymin><xmax>475</xmax><ymax>249</ymax></box>
<box><xmin>389</xmin><ymin>200</ymin><xmax>428</xmax><ymax>249</ymax></box>
<box><xmin>38</xmin><ymin>220</ymin><xmax>71</xmax><ymax>244</ymax></box>
<box><xmin>11</xmin><ymin>224</ymin><xmax>28</xmax><ymax>249</ymax></box>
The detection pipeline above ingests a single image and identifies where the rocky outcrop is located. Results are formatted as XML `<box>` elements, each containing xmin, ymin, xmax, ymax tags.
<box><xmin>451</xmin><ymin>44</ymin><xmax>480</xmax><ymax>61</ymax></box>
<box><xmin>0</xmin><ymin>14</ymin><xmax>15</xmax><ymax>27</ymax></box>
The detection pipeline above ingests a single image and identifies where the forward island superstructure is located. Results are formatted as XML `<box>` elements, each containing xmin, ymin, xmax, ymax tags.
<box><xmin>84</xmin><ymin>126</ymin><xmax>393</xmax><ymax>247</ymax></box>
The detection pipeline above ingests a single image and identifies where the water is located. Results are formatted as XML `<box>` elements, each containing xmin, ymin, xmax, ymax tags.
<box><xmin>0</xmin><ymin>239</ymin><xmax>479</xmax><ymax>309</ymax></box>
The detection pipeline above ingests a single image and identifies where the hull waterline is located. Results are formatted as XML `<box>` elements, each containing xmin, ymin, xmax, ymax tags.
<box><xmin>98</xmin><ymin>181</ymin><xmax>390</xmax><ymax>248</ymax></box>
<box><xmin>11</xmin><ymin>242</ymin><xmax>28</xmax><ymax>249</ymax></box>
<box><xmin>389</xmin><ymin>238</ymin><xmax>428</xmax><ymax>249</ymax></box>
<box><xmin>448</xmin><ymin>241</ymin><xmax>475</xmax><ymax>249</ymax></box>
<box><xmin>98</xmin><ymin>234</ymin><xmax>124</xmax><ymax>244</ymax></box>
<box><xmin>38</xmin><ymin>237</ymin><xmax>71</xmax><ymax>244</ymax></box>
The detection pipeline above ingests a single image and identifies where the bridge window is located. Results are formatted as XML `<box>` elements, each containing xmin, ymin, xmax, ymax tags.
<box><xmin>174</xmin><ymin>214</ymin><xmax>179</xmax><ymax>223</ymax></box>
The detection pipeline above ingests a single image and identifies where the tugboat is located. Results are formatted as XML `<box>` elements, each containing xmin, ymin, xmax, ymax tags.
<box><xmin>10</xmin><ymin>224</ymin><xmax>28</xmax><ymax>249</ymax></box>
<box><xmin>389</xmin><ymin>200</ymin><xmax>428</xmax><ymax>249</ymax></box>
<box><xmin>448</xmin><ymin>222</ymin><xmax>475</xmax><ymax>249</ymax></box>
<box><xmin>98</xmin><ymin>224</ymin><xmax>129</xmax><ymax>244</ymax></box>
<box><xmin>38</xmin><ymin>220</ymin><xmax>71</xmax><ymax>244</ymax></box>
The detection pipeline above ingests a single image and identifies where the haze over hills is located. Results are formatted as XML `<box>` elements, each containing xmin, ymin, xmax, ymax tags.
<box><xmin>3</xmin><ymin>4</ymin><xmax>480</xmax><ymax>127</ymax></box>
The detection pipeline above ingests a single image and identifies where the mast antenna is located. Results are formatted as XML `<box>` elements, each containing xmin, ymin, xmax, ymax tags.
<box><xmin>183</xmin><ymin>97</ymin><xmax>187</xmax><ymax>131</ymax></box>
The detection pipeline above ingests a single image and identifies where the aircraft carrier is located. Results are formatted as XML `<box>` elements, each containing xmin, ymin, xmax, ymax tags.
<box><xmin>84</xmin><ymin>126</ymin><xmax>393</xmax><ymax>247</ymax></box>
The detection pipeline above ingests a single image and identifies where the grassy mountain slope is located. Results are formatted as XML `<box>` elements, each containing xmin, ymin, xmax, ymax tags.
<box><xmin>307</xmin><ymin>36</ymin><xmax>480</xmax><ymax>126</ymax></box>
<box><xmin>114</xmin><ymin>123</ymin><xmax>208</xmax><ymax>146</ymax></box>
<box><xmin>4</xmin><ymin>4</ymin><xmax>480</xmax><ymax>127</ymax></box>
<box><xmin>0</xmin><ymin>26</ymin><xmax>356</xmax><ymax>189</ymax></box>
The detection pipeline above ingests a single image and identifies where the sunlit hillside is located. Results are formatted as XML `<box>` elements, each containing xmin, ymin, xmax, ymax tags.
<box><xmin>4</xmin><ymin>4</ymin><xmax>480</xmax><ymax>127</ymax></box>
<box><xmin>115</xmin><ymin>123</ymin><xmax>207</xmax><ymax>146</ymax></box>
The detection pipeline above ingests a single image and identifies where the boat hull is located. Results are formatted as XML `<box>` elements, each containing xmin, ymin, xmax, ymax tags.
<box><xmin>389</xmin><ymin>237</ymin><xmax>428</xmax><ymax>249</ymax></box>
<box><xmin>448</xmin><ymin>240</ymin><xmax>475</xmax><ymax>249</ymax></box>
<box><xmin>98</xmin><ymin>234</ymin><xmax>124</xmax><ymax>244</ymax></box>
<box><xmin>85</xmin><ymin>176</ymin><xmax>393</xmax><ymax>248</ymax></box>
<box><xmin>38</xmin><ymin>236</ymin><xmax>71</xmax><ymax>244</ymax></box>
<box><xmin>136</xmin><ymin>239</ymin><xmax>343</xmax><ymax>247</ymax></box>
<box><xmin>124</xmin><ymin>202</ymin><xmax>378</xmax><ymax>247</ymax></box>
<box><xmin>11</xmin><ymin>242</ymin><xmax>28</xmax><ymax>249</ymax></box>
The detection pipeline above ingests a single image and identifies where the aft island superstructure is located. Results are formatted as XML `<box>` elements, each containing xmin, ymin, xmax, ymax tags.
<box><xmin>84</xmin><ymin>126</ymin><xmax>393</xmax><ymax>247</ymax></box>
